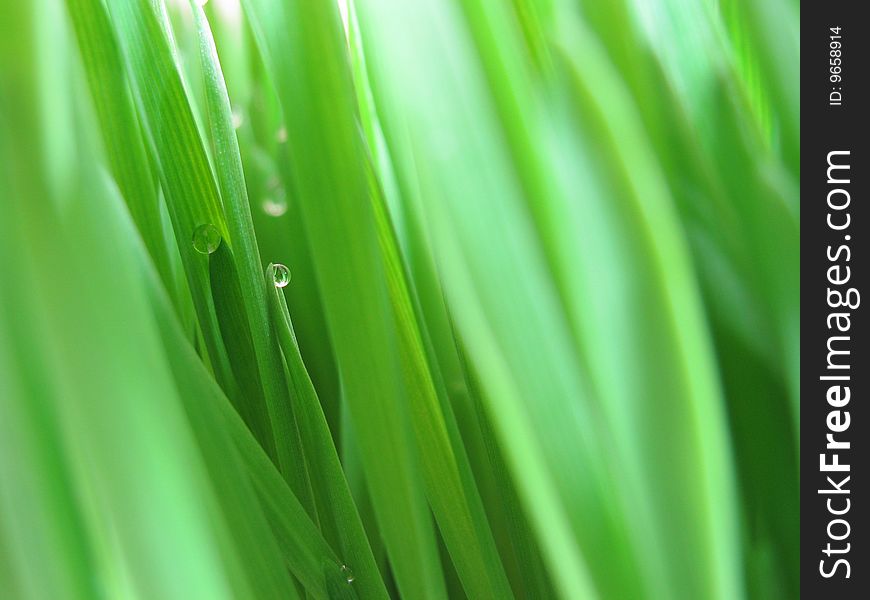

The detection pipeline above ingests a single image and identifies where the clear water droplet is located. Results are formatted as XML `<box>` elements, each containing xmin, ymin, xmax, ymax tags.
<box><xmin>276</xmin><ymin>126</ymin><xmax>288</xmax><ymax>143</ymax></box>
<box><xmin>340</xmin><ymin>565</ymin><xmax>355</xmax><ymax>584</ymax></box>
<box><xmin>272</xmin><ymin>264</ymin><xmax>291</xmax><ymax>288</ymax></box>
<box><xmin>231</xmin><ymin>108</ymin><xmax>244</xmax><ymax>129</ymax></box>
<box><xmin>192</xmin><ymin>224</ymin><xmax>222</xmax><ymax>254</ymax></box>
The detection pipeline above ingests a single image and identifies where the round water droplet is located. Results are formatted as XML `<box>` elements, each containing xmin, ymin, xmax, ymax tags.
<box><xmin>340</xmin><ymin>565</ymin><xmax>355</xmax><ymax>584</ymax></box>
<box><xmin>276</xmin><ymin>126</ymin><xmax>288</xmax><ymax>143</ymax></box>
<box><xmin>262</xmin><ymin>197</ymin><xmax>287</xmax><ymax>217</ymax></box>
<box><xmin>192</xmin><ymin>224</ymin><xmax>222</xmax><ymax>255</ymax></box>
<box><xmin>272</xmin><ymin>263</ymin><xmax>291</xmax><ymax>288</ymax></box>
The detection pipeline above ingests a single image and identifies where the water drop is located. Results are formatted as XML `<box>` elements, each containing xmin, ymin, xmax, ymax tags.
<box><xmin>272</xmin><ymin>264</ymin><xmax>291</xmax><ymax>288</ymax></box>
<box><xmin>231</xmin><ymin>108</ymin><xmax>244</xmax><ymax>130</ymax></box>
<box><xmin>262</xmin><ymin>176</ymin><xmax>287</xmax><ymax>216</ymax></box>
<box><xmin>340</xmin><ymin>565</ymin><xmax>355</xmax><ymax>584</ymax></box>
<box><xmin>262</xmin><ymin>197</ymin><xmax>287</xmax><ymax>217</ymax></box>
<box><xmin>192</xmin><ymin>224</ymin><xmax>222</xmax><ymax>255</ymax></box>
<box><xmin>276</xmin><ymin>126</ymin><xmax>288</xmax><ymax>143</ymax></box>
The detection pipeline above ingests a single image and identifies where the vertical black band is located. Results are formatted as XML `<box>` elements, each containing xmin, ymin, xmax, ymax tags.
<box><xmin>802</xmin><ymin>5</ymin><xmax>868</xmax><ymax>596</ymax></box>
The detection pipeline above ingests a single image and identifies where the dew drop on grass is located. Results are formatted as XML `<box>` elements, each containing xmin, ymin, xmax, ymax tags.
<box><xmin>192</xmin><ymin>224</ymin><xmax>221</xmax><ymax>254</ymax></box>
<box><xmin>272</xmin><ymin>264</ymin><xmax>291</xmax><ymax>288</ymax></box>
<box><xmin>340</xmin><ymin>564</ymin><xmax>355</xmax><ymax>584</ymax></box>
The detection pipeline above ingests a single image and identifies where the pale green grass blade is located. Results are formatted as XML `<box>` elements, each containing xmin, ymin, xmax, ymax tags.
<box><xmin>457</xmin><ymin>343</ymin><xmax>555</xmax><ymax>600</ymax></box>
<box><xmin>347</xmin><ymin>9</ymin><xmax>528</xmax><ymax>597</ymax></box>
<box><xmin>353</xmin><ymin>2</ymin><xmax>746</xmax><ymax>599</ymax></box>
<box><xmin>553</xmin><ymin>21</ymin><xmax>742</xmax><ymax>597</ymax></box>
<box><xmin>64</xmin><ymin>0</ymin><xmax>173</xmax><ymax>292</ymax></box>
<box><xmin>366</xmin><ymin>165</ymin><xmax>514</xmax><ymax>600</ymax></box>
<box><xmin>1</xmin><ymin>8</ymin><xmax>102</xmax><ymax>596</ymax></box>
<box><xmin>555</xmin><ymin>6</ymin><xmax>797</xmax><ymax>592</ymax></box>
<box><xmin>0</xmin><ymin>171</ymin><xmax>98</xmax><ymax>600</ymax></box>
<box><xmin>351</xmin><ymin>1</ymin><xmax>605</xmax><ymax>597</ymax></box>
<box><xmin>1</xmin><ymin>123</ymin><xmax>241</xmax><ymax>600</ymax></box>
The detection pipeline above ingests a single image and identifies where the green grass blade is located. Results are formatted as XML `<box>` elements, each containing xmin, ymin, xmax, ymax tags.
<box><xmin>265</xmin><ymin>264</ymin><xmax>389</xmax><ymax>600</ymax></box>
<box><xmin>240</xmin><ymin>0</ymin><xmax>447</xmax><ymax>597</ymax></box>
<box><xmin>189</xmin><ymin>2</ymin><xmax>310</xmax><ymax>486</ymax></box>
<box><xmin>347</xmin><ymin>9</ymin><xmax>517</xmax><ymax>597</ymax></box>
<box><xmin>143</xmin><ymin>249</ymin><xmax>343</xmax><ymax>600</ymax></box>
<box><xmin>64</xmin><ymin>0</ymin><xmax>173</xmax><ymax>292</ymax></box>
<box><xmin>0</xmin><ymin>0</ymin><xmax>800</xmax><ymax>597</ymax></box>
<box><xmin>104</xmin><ymin>0</ymin><xmax>245</xmax><ymax>424</ymax></box>
<box><xmin>366</xmin><ymin>165</ymin><xmax>515</xmax><ymax>600</ymax></box>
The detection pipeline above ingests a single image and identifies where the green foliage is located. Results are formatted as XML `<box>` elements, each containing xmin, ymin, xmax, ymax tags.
<box><xmin>0</xmin><ymin>0</ymin><xmax>798</xmax><ymax>598</ymax></box>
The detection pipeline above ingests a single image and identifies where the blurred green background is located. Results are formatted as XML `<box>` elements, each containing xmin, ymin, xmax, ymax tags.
<box><xmin>0</xmin><ymin>0</ymin><xmax>798</xmax><ymax>598</ymax></box>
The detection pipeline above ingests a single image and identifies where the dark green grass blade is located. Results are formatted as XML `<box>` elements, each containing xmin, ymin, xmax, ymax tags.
<box><xmin>208</xmin><ymin>241</ymin><xmax>310</xmax><ymax>508</ymax></box>
<box><xmin>189</xmin><ymin>2</ymin><xmax>310</xmax><ymax>488</ymax></box>
<box><xmin>143</xmin><ymin>243</ymin><xmax>347</xmax><ymax>600</ymax></box>
<box><xmin>265</xmin><ymin>264</ymin><xmax>389</xmax><ymax>600</ymax></box>
<box><xmin>104</xmin><ymin>0</ymin><xmax>247</xmax><ymax>429</ymax></box>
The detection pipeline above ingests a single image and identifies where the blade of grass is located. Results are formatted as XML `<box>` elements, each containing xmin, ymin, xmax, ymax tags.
<box><xmin>64</xmin><ymin>0</ymin><xmax>173</xmax><ymax>293</ymax></box>
<box><xmin>208</xmin><ymin>241</ymin><xmax>317</xmax><ymax>522</ymax></box>
<box><xmin>346</xmin><ymin>8</ymin><xmax>516</xmax><ymax>597</ymax></box>
<box><xmin>141</xmin><ymin>237</ymin><xmax>347</xmax><ymax>600</ymax></box>
<box><xmin>553</xmin><ymin>15</ymin><xmax>743</xmax><ymax>598</ymax></box>
<box><xmin>189</xmin><ymin>2</ymin><xmax>312</xmax><ymax>492</ymax></box>
<box><xmin>104</xmin><ymin>0</ymin><xmax>261</xmax><ymax>448</ymax></box>
<box><xmin>366</xmin><ymin>164</ymin><xmax>515</xmax><ymax>600</ymax></box>
<box><xmin>265</xmin><ymin>263</ymin><xmax>389</xmax><ymax>600</ymax></box>
<box><xmin>239</xmin><ymin>1</ymin><xmax>447</xmax><ymax>597</ymax></box>
<box><xmin>351</xmin><ymin>1</ymin><xmax>620</xmax><ymax>597</ymax></box>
